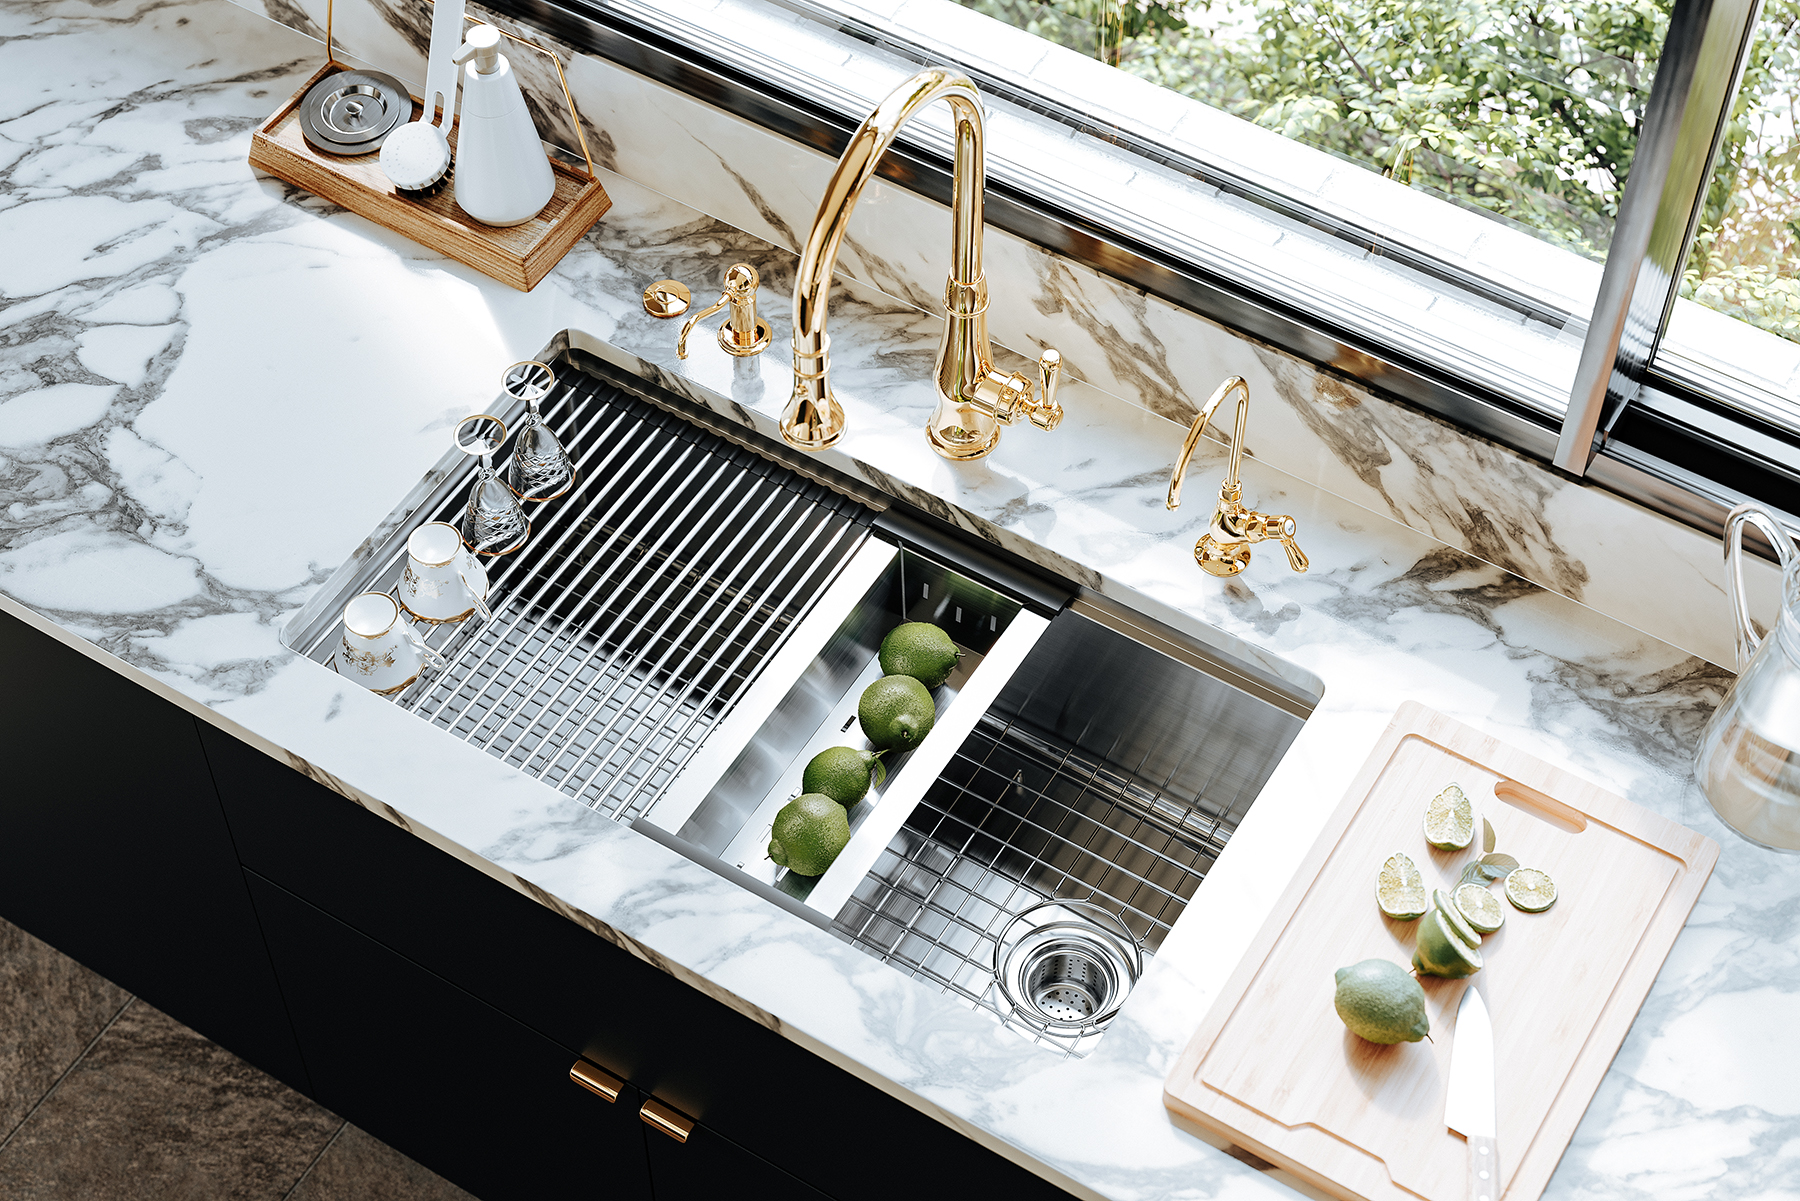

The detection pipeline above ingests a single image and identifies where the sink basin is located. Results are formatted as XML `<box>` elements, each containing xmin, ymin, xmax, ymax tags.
<box><xmin>286</xmin><ymin>333</ymin><xmax>1320</xmax><ymax>1056</ymax></box>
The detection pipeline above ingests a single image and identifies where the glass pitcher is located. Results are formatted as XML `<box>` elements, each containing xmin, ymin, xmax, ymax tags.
<box><xmin>1695</xmin><ymin>502</ymin><xmax>1800</xmax><ymax>851</ymax></box>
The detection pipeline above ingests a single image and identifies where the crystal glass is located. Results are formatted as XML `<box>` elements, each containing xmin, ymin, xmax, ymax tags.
<box><xmin>501</xmin><ymin>360</ymin><xmax>575</xmax><ymax>502</ymax></box>
<box><xmin>454</xmin><ymin>413</ymin><xmax>529</xmax><ymax>556</ymax></box>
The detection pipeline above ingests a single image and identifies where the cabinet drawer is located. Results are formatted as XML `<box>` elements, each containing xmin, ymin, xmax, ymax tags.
<box><xmin>203</xmin><ymin>726</ymin><xmax>1072</xmax><ymax>1201</ymax></box>
<box><xmin>245</xmin><ymin>871</ymin><xmax>652</xmax><ymax>1201</ymax></box>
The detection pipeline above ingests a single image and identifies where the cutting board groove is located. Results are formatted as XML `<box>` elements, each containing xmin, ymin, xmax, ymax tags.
<box><xmin>1164</xmin><ymin>703</ymin><xmax>1716</xmax><ymax>1201</ymax></box>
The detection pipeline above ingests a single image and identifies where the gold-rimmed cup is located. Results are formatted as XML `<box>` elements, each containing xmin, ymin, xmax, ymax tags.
<box><xmin>335</xmin><ymin>591</ymin><xmax>448</xmax><ymax>695</ymax></box>
<box><xmin>399</xmin><ymin>522</ymin><xmax>492</xmax><ymax>624</ymax></box>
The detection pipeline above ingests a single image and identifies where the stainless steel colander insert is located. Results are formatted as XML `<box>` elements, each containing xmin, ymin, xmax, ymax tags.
<box><xmin>996</xmin><ymin>901</ymin><xmax>1143</xmax><ymax>1032</ymax></box>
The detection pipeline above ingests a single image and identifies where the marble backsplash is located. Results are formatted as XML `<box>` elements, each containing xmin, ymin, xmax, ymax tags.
<box><xmin>228</xmin><ymin>0</ymin><xmax>1769</xmax><ymax>669</ymax></box>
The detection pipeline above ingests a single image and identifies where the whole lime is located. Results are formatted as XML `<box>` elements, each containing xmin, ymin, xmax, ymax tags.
<box><xmin>1333</xmin><ymin>959</ymin><xmax>1430</xmax><ymax>1044</ymax></box>
<box><xmin>858</xmin><ymin>675</ymin><xmax>936</xmax><ymax>752</ymax></box>
<box><xmin>768</xmin><ymin>793</ymin><xmax>852</xmax><ymax>877</ymax></box>
<box><xmin>801</xmin><ymin>746</ymin><xmax>885</xmax><ymax>806</ymax></box>
<box><xmin>878</xmin><ymin>622</ymin><xmax>963</xmax><ymax>689</ymax></box>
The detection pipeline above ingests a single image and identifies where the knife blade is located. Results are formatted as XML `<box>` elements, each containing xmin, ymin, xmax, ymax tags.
<box><xmin>1445</xmin><ymin>984</ymin><xmax>1497</xmax><ymax>1201</ymax></box>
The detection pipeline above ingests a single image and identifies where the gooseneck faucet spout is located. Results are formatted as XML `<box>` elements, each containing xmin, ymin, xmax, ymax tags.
<box><xmin>780</xmin><ymin>69</ymin><xmax>1063</xmax><ymax>458</ymax></box>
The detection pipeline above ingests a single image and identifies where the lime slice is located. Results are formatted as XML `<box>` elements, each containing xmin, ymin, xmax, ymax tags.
<box><xmin>1412</xmin><ymin>909</ymin><xmax>1483</xmax><ymax>979</ymax></box>
<box><xmin>1453</xmin><ymin>882</ymin><xmax>1506</xmax><ymax>933</ymax></box>
<box><xmin>1505</xmin><ymin>867</ymin><xmax>1558</xmax><ymax>912</ymax></box>
<box><xmin>1433</xmin><ymin>888</ymin><xmax>1483</xmax><ymax>947</ymax></box>
<box><xmin>1376</xmin><ymin>852</ymin><xmax>1429</xmax><ymax>921</ymax></box>
<box><xmin>1423</xmin><ymin>784</ymin><xmax>1475</xmax><ymax>850</ymax></box>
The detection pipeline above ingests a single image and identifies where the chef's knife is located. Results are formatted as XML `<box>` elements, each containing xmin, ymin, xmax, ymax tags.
<box><xmin>1445</xmin><ymin>984</ymin><xmax>1497</xmax><ymax>1201</ymax></box>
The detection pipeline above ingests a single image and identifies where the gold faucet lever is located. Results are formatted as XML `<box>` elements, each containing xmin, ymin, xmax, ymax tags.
<box><xmin>677</xmin><ymin>264</ymin><xmax>771</xmax><ymax>360</ymax></box>
<box><xmin>780</xmin><ymin>69</ymin><xmax>1064</xmax><ymax>459</ymax></box>
<box><xmin>1167</xmin><ymin>376</ymin><xmax>1308</xmax><ymax>577</ymax></box>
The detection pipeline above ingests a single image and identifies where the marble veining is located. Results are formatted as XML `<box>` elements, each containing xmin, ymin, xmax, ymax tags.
<box><xmin>1</xmin><ymin>3</ymin><xmax>1796</xmax><ymax>1200</ymax></box>
<box><xmin>225</xmin><ymin>0</ymin><xmax>1774</xmax><ymax>670</ymax></box>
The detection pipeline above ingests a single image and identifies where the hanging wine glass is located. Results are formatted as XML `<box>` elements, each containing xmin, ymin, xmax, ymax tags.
<box><xmin>454</xmin><ymin>413</ymin><xmax>529</xmax><ymax>556</ymax></box>
<box><xmin>501</xmin><ymin>360</ymin><xmax>575</xmax><ymax>503</ymax></box>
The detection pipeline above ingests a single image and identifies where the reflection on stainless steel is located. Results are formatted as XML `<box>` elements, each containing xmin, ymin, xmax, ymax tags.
<box><xmin>665</xmin><ymin>547</ymin><xmax>1023</xmax><ymax>875</ymax></box>
<box><xmin>290</xmin><ymin>363</ymin><xmax>874</xmax><ymax>818</ymax></box>
<box><xmin>833</xmin><ymin>607</ymin><xmax>1307</xmax><ymax>1056</ymax></box>
<box><xmin>287</xmin><ymin>344</ymin><xmax>1316</xmax><ymax>1059</ymax></box>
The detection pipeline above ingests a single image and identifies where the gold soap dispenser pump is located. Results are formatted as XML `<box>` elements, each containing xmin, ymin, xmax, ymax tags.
<box><xmin>1167</xmin><ymin>376</ymin><xmax>1309</xmax><ymax>577</ymax></box>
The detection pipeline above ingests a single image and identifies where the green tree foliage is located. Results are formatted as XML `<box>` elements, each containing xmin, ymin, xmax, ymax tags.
<box><xmin>1679</xmin><ymin>1</ymin><xmax>1800</xmax><ymax>339</ymax></box>
<box><xmin>961</xmin><ymin>0</ymin><xmax>1800</xmax><ymax>342</ymax></box>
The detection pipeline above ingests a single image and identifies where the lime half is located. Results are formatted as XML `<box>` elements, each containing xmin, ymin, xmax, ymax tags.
<box><xmin>1413</xmin><ymin>909</ymin><xmax>1484</xmax><ymax>979</ymax></box>
<box><xmin>1453</xmin><ymin>882</ymin><xmax>1506</xmax><ymax>933</ymax></box>
<box><xmin>1376</xmin><ymin>852</ymin><xmax>1429</xmax><ymax>921</ymax></box>
<box><xmin>1505</xmin><ymin>867</ymin><xmax>1558</xmax><ymax>912</ymax></box>
<box><xmin>1423</xmin><ymin>784</ymin><xmax>1475</xmax><ymax>850</ymax></box>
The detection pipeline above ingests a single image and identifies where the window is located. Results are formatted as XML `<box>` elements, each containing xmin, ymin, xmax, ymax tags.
<box><xmin>1658</xmin><ymin>1</ymin><xmax>1800</xmax><ymax>429</ymax></box>
<box><xmin>516</xmin><ymin>0</ymin><xmax>1793</xmax><ymax>530</ymax></box>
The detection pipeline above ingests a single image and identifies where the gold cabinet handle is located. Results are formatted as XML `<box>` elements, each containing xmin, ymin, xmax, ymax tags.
<box><xmin>640</xmin><ymin>1097</ymin><xmax>695</xmax><ymax>1143</ymax></box>
<box><xmin>569</xmin><ymin>1059</ymin><xmax>623</xmax><ymax>1103</ymax></box>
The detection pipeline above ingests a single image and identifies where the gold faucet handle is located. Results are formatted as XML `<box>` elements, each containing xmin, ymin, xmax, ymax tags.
<box><xmin>1029</xmin><ymin>349</ymin><xmax>1063</xmax><ymax>431</ymax></box>
<box><xmin>1246</xmin><ymin>511</ymin><xmax>1309</xmax><ymax>573</ymax></box>
<box><xmin>677</xmin><ymin>263</ymin><xmax>771</xmax><ymax>360</ymax></box>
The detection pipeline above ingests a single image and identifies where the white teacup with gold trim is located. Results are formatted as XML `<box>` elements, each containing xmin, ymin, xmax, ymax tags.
<box><xmin>399</xmin><ymin>522</ymin><xmax>492</xmax><ymax>624</ymax></box>
<box><xmin>335</xmin><ymin>592</ymin><xmax>447</xmax><ymax>695</ymax></box>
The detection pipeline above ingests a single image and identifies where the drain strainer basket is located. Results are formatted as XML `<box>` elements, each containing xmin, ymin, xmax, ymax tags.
<box><xmin>995</xmin><ymin>901</ymin><xmax>1144</xmax><ymax>1033</ymax></box>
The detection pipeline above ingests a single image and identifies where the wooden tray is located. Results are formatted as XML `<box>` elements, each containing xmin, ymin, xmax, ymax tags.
<box><xmin>249</xmin><ymin>62</ymin><xmax>611</xmax><ymax>292</ymax></box>
<box><xmin>1164</xmin><ymin>702</ymin><xmax>1716</xmax><ymax>1201</ymax></box>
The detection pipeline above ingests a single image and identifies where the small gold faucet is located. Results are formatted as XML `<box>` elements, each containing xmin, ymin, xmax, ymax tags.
<box><xmin>780</xmin><ymin>69</ymin><xmax>1063</xmax><ymax>458</ymax></box>
<box><xmin>1167</xmin><ymin>376</ymin><xmax>1309</xmax><ymax>577</ymax></box>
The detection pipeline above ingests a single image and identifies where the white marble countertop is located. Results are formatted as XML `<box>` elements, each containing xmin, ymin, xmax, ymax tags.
<box><xmin>2</xmin><ymin>2</ymin><xmax>1795</xmax><ymax>1199</ymax></box>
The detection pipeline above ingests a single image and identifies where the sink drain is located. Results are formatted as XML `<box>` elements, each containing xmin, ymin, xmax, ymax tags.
<box><xmin>996</xmin><ymin>902</ymin><xmax>1143</xmax><ymax>1033</ymax></box>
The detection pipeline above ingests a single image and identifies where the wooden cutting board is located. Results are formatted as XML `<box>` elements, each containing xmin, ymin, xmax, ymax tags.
<box><xmin>1164</xmin><ymin>702</ymin><xmax>1717</xmax><ymax>1201</ymax></box>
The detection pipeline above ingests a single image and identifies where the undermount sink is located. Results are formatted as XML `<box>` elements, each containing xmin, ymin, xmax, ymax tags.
<box><xmin>284</xmin><ymin>332</ymin><xmax>1321</xmax><ymax>1056</ymax></box>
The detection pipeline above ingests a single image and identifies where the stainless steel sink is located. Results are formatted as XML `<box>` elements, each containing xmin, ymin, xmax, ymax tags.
<box><xmin>286</xmin><ymin>334</ymin><xmax>1320</xmax><ymax>1057</ymax></box>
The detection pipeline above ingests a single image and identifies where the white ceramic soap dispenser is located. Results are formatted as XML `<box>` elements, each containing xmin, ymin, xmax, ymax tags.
<box><xmin>450</xmin><ymin>26</ymin><xmax>556</xmax><ymax>227</ymax></box>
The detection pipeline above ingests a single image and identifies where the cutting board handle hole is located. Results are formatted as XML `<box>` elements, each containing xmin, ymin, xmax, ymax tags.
<box><xmin>1494</xmin><ymin>779</ymin><xmax>1587</xmax><ymax>833</ymax></box>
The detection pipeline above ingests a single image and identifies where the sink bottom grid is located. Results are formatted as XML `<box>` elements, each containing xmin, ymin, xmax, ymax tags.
<box><xmin>831</xmin><ymin>711</ymin><xmax>1228</xmax><ymax>1056</ymax></box>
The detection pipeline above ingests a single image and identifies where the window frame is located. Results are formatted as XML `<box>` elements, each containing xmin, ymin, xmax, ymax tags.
<box><xmin>493</xmin><ymin>0</ymin><xmax>1800</xmax><ymax>545</ymax></box>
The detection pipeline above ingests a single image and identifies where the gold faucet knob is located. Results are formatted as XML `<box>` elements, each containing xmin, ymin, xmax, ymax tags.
<box><xmin>677</xmin><ymin>263</ymin><xmax>772</xmax><ymax>360</ymax></box>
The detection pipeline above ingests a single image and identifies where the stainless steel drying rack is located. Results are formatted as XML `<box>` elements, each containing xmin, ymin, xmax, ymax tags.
<box><xmin>288</xmin><ymin>358</ymin><xmax>875</xmax><ymax>821</ymax></box>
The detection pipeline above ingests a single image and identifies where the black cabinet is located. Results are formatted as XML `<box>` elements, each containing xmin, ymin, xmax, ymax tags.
<box><xmin>199</xmin><ymin>723</ymin><xmax>1073</xmax><ymax>1201</ymax></box>
<box><xmin>642</xmin><ymin>1116</ymin><xmax>832</xmax><ymax>1201</ymax></box>
<box><xmin>245</xmin><ymin>871</ymin><xmax>654</xmax><ymax>1201</ymax></box>
<box><xmin>0</xmin><ymin>609</ymin><xmax>308</xmax><ymax>1092</ymax></box>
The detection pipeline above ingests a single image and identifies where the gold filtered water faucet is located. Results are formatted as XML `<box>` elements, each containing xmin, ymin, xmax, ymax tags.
<box><xmin>780</xmin><ymin>69</ymin><xmax>1063</xmax><ymax>458</ymax></box>
<box><xmin>1167</xmin><ymin>376</ymin><xmax>1309</xmax><ymax>576</ymax></box>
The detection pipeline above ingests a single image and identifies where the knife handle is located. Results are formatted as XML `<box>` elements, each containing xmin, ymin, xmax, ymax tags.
<box><xmin>1468</xmin><ymin>1134</ymin><xmax>1497</xmax><ymax>1201</ymax></box>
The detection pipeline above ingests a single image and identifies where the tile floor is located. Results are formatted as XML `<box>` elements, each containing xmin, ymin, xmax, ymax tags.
<box><xmin>0</xmin><ymin>915</ymin><xmax>477</xmax><ymax>1200</ymax></box>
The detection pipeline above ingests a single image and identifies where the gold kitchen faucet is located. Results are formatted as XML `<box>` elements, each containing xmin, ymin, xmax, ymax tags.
<box><xmin>780</xmin><ymin>69</ymin><xmax>1063</xmax><ymax>459</ymax></box>
<box><xmin>1166</xmin><ymin>376</ymin><xmax>1309</xmax><ymax>577</ymax></box>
